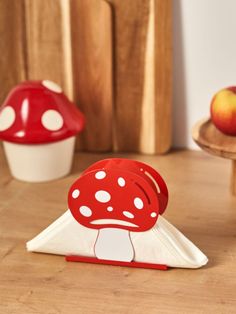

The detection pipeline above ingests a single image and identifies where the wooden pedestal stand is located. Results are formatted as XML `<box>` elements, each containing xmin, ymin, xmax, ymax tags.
<box><xmin>192</xmin><ymin>118</ymin><xmax>236</xmax><ymax>195</ymax></box>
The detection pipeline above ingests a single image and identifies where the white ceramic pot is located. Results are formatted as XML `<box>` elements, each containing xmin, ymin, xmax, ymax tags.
<box><xmin>3</xmin><ymin>136</ymin><xmax>76</xmax><ymax>182</ymax></box>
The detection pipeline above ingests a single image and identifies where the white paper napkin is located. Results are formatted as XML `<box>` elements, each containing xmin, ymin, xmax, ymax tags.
<box><xmin>27</xmin><ymin>210</ymin><xmax>208</xmax><ymax>269</ymax></box>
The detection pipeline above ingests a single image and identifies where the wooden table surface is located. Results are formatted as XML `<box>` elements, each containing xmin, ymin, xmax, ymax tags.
<box><xmin>0</xmin><ymin>147</ymin><xmax>236</xmax><ymax>314</ymax></box>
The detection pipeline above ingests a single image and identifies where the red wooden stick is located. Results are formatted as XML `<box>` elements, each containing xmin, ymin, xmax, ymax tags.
<box><xmin>66</xmin><ymin>255</ymin><xmax>168</xmax><ymax>270</ymax></box>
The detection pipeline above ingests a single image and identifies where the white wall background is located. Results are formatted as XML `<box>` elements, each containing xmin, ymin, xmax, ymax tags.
<box><xmin>173</xmin><ymin>0</ymin><xmax>236</xmax><ymax>148</ymax></box>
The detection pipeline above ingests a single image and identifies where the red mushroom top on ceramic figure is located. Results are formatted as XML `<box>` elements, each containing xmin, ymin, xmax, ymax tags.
<box><xmin>0</xmin><ymin>80</ymin><xmax>85</xmax><ymax>144</ymax></box>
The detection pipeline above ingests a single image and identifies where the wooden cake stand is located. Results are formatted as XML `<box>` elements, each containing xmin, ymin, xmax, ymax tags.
<box><xmin>192</xmin><ymin>118</ymin><xmax>236</xmax><ymax>195</ymax></box>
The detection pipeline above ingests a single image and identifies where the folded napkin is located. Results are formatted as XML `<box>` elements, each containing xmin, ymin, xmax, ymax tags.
<box><xmin>27</xmin><ymin>210</ymin><xmax>208</xmax><ymax>269</ymax></box>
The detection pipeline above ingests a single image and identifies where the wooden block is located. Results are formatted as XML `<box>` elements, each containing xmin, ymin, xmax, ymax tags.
<box><xmin>24</xmin><ymin>0</ymin><xmax>73</xmax><ymax>97</ymax></box>
<box><xmin>0</xmin><ymin>0</ymin><xmax>27</xmax><ymax>103</ymax></box>
<box><xmin>108</xmin><ymin>0</ymin><xmax>149</xmax><ymax>152</ymax></box>
<box><xmin>154</xmin><ymin>0</ymin><xmax>172</xmax><ymax>154</ymax></box>
<box><xmin>70</xmin><ymin>0</ymin><xmax>113</xmax><ymax>152</ymax></box>
<box><xmin>109</xmin><ymin>0</ymin><xmax>172</xmax><ymax>154</ymax></box>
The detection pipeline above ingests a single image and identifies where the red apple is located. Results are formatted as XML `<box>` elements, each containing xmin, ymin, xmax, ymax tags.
<box><xmin>210</xmin><ymin>86</ymin><xmax>236</xmax><ymax>135</ymax></box>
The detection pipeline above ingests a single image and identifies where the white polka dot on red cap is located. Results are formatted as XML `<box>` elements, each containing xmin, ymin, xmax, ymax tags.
<box><xmin>123</xmin><ymin>211</ymin><xmax>134</xmax><ymax>219</ymax></box>
<box><xmin>79</xmin><ymin>206</ymin><xmax>92</xmax><ymax>217</ymax></box>
<box><xmin>41</xmin><ymin>109</ymin><xmax>63</xmax><ymax>131</ymax></box>
<box><xmin>134</xmin><ymin>197</ymin><xmax>143</xmax><ymax>209</ymax></box>
<box><xmin>72</xmin><ymin>189</ymin><xmax>80</xmax><ymax>199</ymax></box>
<box><xmin>42</xmin><ymin>80</ymin><xmax>62</xmax><ymax>93</ymax></box>
<box><xmin>118</xmin><ymin>177</ymin><xmax>126</xmax><ymax>187</ymax></box>
<box><xmin>95</xmin><ymin>190</ymin><xmax>111</xmax><ymax>203</ymax></box>
<box><xmin>151</xmin><ymin>212</ymin><xmax>157</xmax><ymax>218</ymax></box>
<box><xmin>95</xmin><ymin>171</ymin><xmax>106</xmax><ymax>179</ymax></box>
<box><xmin>107</xmin><ymin>206</ymin><xmax>113</xmax><ymax>212</ymax></box>
<box><xmin>0</xmin><ymin>106</ymin><xmax>15</xmax><ymax>131</ymax></box>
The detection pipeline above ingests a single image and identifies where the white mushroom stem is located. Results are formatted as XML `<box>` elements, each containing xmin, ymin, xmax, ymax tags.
<box><xmin>94</xmin><ymin>228</ymin><xmax>134</xmax><ymax>262</ymax></box>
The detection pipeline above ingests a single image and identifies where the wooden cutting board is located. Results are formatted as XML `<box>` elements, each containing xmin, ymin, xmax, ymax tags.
<box><xmin>16</xmin><ymin>0</ymin><xmax>113</xmax><ymax>153</ymax></box>
<box><xmin>24</xmin><ymin>0</ymin><xmax>69</xmax><ymax>93</ymax></box>
<box><xmin>0</xmin><ymin>1</ymin><xmax>27</xmax><ymax>104</ymax></box>
<box><xmin>0</xmin><ymin>0</ymin><xmax>171</xmax><ymax>154</ymax></box>
<box><xmin>70</xmin><ymin>0</ymin><xmax>113</xmax><ymax>152</ymax></box>
<box><xmin>108</xmin><ymin>0</ymin><xmax>172</xmax><ymax>154</ymax></box>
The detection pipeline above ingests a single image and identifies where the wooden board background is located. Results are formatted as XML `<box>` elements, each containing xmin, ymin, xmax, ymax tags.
<box><xmin>0</xmin><ymin>0</ymin><xmax>172</xmax><ymax>154</ymax></box>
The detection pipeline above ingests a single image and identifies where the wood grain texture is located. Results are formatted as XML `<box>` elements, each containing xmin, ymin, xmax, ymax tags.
<box><xmin>192</xmin><ymin>118</ymin><xmax>236</xmax><ymax>159</ymax></box>
<box><xmin>192</xmin><ymin>118</ymin><xmax>236</xmax><ymax>195</ymax></box>
<box><xmin>109</xmin><ymin>0</ymin><xmax>149</xmax><ymax>152</ymax></box>
<box><xmin>140</xmin><ymin>0</ymin><xmax>156</xmax><ymax>153</ymax></box>
<box><xmin>0</xmin><ymin>148</ymin><xmax>236</xmax><ymax>313</ymax></box>
<box><xmin>154</xmin><ymin>0</ymin><xmax>172</xmax><ymax>153</ymax></box>
<box><xmin>24</xmin><ymin>0</ymin><xmax>72</xmax><ymax>96</ymax></box>
<box><xmin>70</xmin><ymin>0</ymin><xmax>113</xmax><ymax>152</ymax></box>
<box><xmin>109</xmin><ymin>0</ymin><xmax>172</xmax><ymax>153</ymax></box>
<box><xmin>140</xmin><ymin>0</ymin><xmax>172</xmax><ymax>154</ymax></box>
<box><xmin>0</xmin><ymin>0</ymin><xmax>27</xmax><ymax>104</ymax></box>
<box><xmin>231</xmin><ymin>160</ymin><xmax>236</xmax><ymax>195</ymax></box>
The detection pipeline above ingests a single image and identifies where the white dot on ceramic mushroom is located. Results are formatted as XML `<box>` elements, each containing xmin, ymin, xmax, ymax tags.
<box><xmin>42</xmin><ymin>80</ymin><xmax>62</xmax><ymax>93</ymax></box>
<box><xmin>107</xmin><ymin>206</ymin><xmax>113</xmax><ymax>212</ymax></box>
<box><xmin>72</xmin><ymin>189</ymin><xmax>80</xmax><ymax>199</ymax></box>
<box><xmin>79</xmin><ymin>206</ymin><xmax>92</xmax><ymax>217</ymax></box>
<box><xmin>123</xmin><ymin>211</ymin><xmax>134</xmax><ymax>219</ymax></box>
<box><xmin>134</xmin><ymin>197</ymin><xmax>143</xmax><ymax>209</ymax></box>
<box><xmin>151</xmin><ymin>212</ymin><xmax>157</xmax><ymax>218</ymax></box>
<box><xmin>41</xmin><ymin>109</ymin><xmax>64</xmax><ymax>131</ymax></box>
<box><xmin>95</xmin><ymin>171</ymin><xmax>106</xmax><ymax>180</ymax></box>
<box><xmin>118</xmin><ymin>177</ymin><xmax>126</xmax><ymax>187</ymax></box>
<box><xmin>16</xmin><ymin>130</ymin><xmax>25</xmax><ymax>137</ymax></box>
<box><xmin>95</xmin><ymin>190</ymin><xmax>111</xmax><ymax>203</ymax></box>
<box><xmin>0</xmin><ymin>106</ymin><xmax>16</xmax><ymax>131</ymax></box>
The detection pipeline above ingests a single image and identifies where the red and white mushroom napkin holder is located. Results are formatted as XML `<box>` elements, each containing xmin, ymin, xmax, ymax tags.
<box><xmin>27</xmin><ymin>158</ymin><xmax>208</xmax><ymax>270</ymax></box>
<box><xmin>0</xmin><ymin>80</ymin><xmax>85</xmax><ymax>182</ymax></box>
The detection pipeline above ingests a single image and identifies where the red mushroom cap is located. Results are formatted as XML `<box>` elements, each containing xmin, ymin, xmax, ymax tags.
<box><xmin>82</xmin><ymin>158</ymin><xmax>168</xmax><ymax>215</ymax></box>
<box><xmin>68</xmin><ymin>159</ymin><xmax>168</xmax><ymax>232</ymax></box>
<box><xmin>0</xmin><ymin>80</ymin><xmax>85</xmax><ymax>144</ymax></box>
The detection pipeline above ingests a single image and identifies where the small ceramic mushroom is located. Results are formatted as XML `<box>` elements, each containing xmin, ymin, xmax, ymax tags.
<box><xmin>68</xmin><ymin>158</ymin><xmax>168</xmax><ymax>262</ymax></box>
<box><xmin>0</xmin><ymin>80</ymin><xmax>85</xmax><ymax>182</ymax></box>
